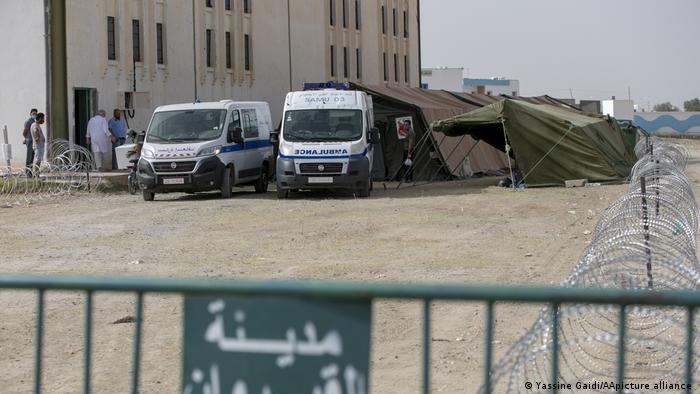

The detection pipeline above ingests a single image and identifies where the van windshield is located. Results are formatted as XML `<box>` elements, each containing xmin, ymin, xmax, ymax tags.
<box><xmin>146</xmin><ymin>109</ymin><xmax>227</xmax><ymax>143</ymax></box>
<box><xmin>283</xmin><ymin>109</ymin><xmax>363</xmax><ymax>142</ymax></box>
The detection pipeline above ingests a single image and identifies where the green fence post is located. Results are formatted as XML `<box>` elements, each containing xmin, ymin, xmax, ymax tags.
<box><xmin>422</xmin><ymin>299</ymin><xmax>431</xmax><ymax>394</ymax></box>
<box><xmin>83</xmin><ymin>290</ymin><xmax>93</xmax><ymax>394</ymax></box>
<box><xmin>130</xmin><ymin>292</ymin><xmax>143</xmax><ymax>394</ymax></box>
<box><xmin>484</xmin><ymin>301</ymin><xmax>494</xmax><ymax>394</ymax></box>
<box><xmin>616</xmin><ymin>305</ymin><xmax>626</xmax><ymax>394</ymax></box>
<box><xmin>685</xmin><ymin>307</ymin><xmax>694</xmax><ymax>393</ymax></box>
<box><xmin>551</xmin><ymin>303</ymin><xmax>559</xmax><ymax>393</ymax></box>
<box><xmin>34</xmin><ymin>289</ymin><xmax>45</xmax><ymax>394</ymax></box>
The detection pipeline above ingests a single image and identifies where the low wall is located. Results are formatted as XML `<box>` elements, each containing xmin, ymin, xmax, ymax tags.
<box><xmin>634</xmin><ymin>112</ymin><xmax>700</xmax><ymax>135</ymax></box>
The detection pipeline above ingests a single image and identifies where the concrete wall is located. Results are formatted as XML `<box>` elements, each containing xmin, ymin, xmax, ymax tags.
<box><xmin>634</xmin><ymin>112</ymin><xmax>700</xmax><ymax>135</ymax></box>
<box><xmin>0</xmin><ymin>0</ymin><xmax>47</xmax><ymax>166</ymax></box>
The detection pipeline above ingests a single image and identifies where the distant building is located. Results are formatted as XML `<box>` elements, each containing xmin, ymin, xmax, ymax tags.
<box><xmin>420</xmin><ymin>68</ymin><xmax>520</xmax><ymax>97</ymax></box>
<box><xmin>0</xmin><ymin>0</ymin><xmax>421</xmax><ymax>166</ymax></box>
<box><xmin>420</xmin><ymin>67</ymin><xmax>464</xmax><ymax>91</ymax></box>
<box><xmin>463</xmin><ymin>78</ymin><xmax>519</xmax><ymax>97</ymax></box>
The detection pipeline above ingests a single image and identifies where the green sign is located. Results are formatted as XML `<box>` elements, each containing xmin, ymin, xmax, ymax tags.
<box><xmin>183</xmin><ymin>296</ymin><xmax>371</xmax><ymax>394</ymax></box>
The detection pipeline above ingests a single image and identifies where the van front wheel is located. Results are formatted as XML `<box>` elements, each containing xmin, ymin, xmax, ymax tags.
<box><xmin>221</xmin><ymin>166</ymin><xmax>233</xmax><ymax>198</ymax></box>
<box><xmin>142</xmin><ymin>190</ymin><xmax>155</xmax><ymax>201</ymax></box>
<box><xmin>357</xmin><ymin>180</ymin><xmax>371</xmax><ymax>198</ymax></box>
<box><xmin>276</xmin><ymin>187</ymin><xmax>288</xmax><ymax>199</ymax></box>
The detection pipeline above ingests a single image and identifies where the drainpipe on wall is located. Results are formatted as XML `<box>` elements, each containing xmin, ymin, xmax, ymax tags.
<box><xmin>47</xmin><ymin>0</ymin><xmax>68</xmax><ymax>141</ymax></box>
<box><xmin>416</xmin><ymin>0</ymin><xmax>422</xmax><ymax>88</ymax></box>
<box><xmin>192</xmin><ymin>0</ymin><xmax>198</xmax><ymax>100</ymax></box>
<box><xmin>44</xmin><ymin>0</ymin><xmax>52</xmax><ymax>143</ymax></box>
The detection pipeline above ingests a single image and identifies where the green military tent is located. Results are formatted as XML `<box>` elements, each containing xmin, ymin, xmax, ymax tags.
<box><xmin>431</xmin><ymin>99</ymin><xmax>636</xmax><ymax>186</ymax></box>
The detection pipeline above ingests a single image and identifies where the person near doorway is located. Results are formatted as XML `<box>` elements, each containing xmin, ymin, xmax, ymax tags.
<box><xmin>401</xmin><ymin>119</ymin><xmax>415</xmax><ymax>182</ymax></box>
<box><xmin>86</xmin><ymin>110</ymin><xmax>114</xmax><ymax>172</ymax></box>
<box><xmin>22</xmin><ymin>108</ymin><xmax>38</xmax><ymax>176</ymax></box>
<box><xmin>108</xmin><ymin>109</ymin><xmax>127</xmax><ymax>169</ymax></box>
<box><xmin>31</xmin><ymin>113</ymin><xmax>46</xmax><ymax>178</ymax></box>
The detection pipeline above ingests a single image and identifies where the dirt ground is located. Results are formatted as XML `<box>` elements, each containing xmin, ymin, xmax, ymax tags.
<box><xmin>2</xmin><ymin>139</ymin><xmax>699</xmax><ymax>393</ymax></box>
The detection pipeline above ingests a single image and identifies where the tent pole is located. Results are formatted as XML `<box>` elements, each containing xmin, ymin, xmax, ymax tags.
<box><xmin>422</xmin><ymin>134</ymin><xmax>468</xmax><ymax>185</ymax></box>
<box><xmin>501</xmin><ymin>118</ymin><xmax>516</xmax><ymax>190</ymax></box>
<box><xmin>400</xmin><ymin>130</ymin><xmax>453</xmax><ymax>189</ymax></box>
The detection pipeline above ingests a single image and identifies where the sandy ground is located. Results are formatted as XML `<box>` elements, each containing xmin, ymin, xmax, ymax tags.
<box><xmin>2</xmin><ymin>140</ymin><xmax>699</xmax><ymax>393</ymax></box>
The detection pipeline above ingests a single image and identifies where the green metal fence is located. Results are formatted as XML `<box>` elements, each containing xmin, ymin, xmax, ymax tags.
<box><xmin>1</xmin><ymin>274</ymin><xmax>699</xmax><ymax>393</ymax></box>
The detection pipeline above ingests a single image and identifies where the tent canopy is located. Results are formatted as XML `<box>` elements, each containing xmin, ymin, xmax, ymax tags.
<box><xmin>432</xmin><ymin>99</ymin><xmax>636</xmax><ymax>186</ymax></box>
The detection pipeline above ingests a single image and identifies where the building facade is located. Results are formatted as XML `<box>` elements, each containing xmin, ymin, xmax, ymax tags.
<box><xmin>420</xmin><ymin>67</ymin><xmax>464</xmax><ymax>91</ymax></box>
<box><xmin>420</xmin><ymin>68</ymin><xmax>520</xmax><ymax>97</ymax></box>
<box><xmin>0</xmin><ymin>0</ymin><xmax>421</xmax><ymax>166</ymax></box>
<box><xmin>462</xmin><ymin>78</ymin><xmax>519</xmax><ymax>97</ymax></box>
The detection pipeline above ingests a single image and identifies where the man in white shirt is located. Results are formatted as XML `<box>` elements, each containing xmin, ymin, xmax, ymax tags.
<box><xmin>86</xmin><ymin>110</ymin><xmax>114</xmax><ymax>171</ymax></box>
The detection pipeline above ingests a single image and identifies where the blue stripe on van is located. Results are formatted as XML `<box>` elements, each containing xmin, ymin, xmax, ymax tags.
<box><xmin>221</xmin><ymin>139</ymin><xmax>272</xmax><ymax>153</ymax></box>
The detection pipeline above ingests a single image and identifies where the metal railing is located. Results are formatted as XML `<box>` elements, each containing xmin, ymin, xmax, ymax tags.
<box><xmin>1</xmin><ymin>275</ymin><xmax>699</xmax><ymax>393</ymax></box>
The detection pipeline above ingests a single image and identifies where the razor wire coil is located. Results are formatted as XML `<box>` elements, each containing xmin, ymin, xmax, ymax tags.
<box><xmin>484</xmin><ymin>138</ymin><xmax>700</xmax><ymax>393</ymax></box>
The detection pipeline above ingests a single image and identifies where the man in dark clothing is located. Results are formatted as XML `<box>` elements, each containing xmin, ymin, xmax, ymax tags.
<box><xmin>22</xmin><ymin>108</ymin><xmax>38</xmax><ymax>176</ymax></box>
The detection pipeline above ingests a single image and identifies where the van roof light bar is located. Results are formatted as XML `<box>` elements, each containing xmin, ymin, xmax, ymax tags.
<box><xmin>303</xmin><ymin>82</ymin><xmax>350</xmax><ymax>91</ymax></box>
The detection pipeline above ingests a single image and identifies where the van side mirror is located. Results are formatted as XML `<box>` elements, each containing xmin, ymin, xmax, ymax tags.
<box><xmin>270</xmin><ymin>129</ymin><xmax>280</xmax><ymax>144</ymax></box>
<box><xmin>368</xmin><ymin>127</ymin><xmax>380</xmax><ymax>144</ymax></box>
<box><xmin>228</xmin><ymin>124</ymin><xmax>244</xmax><ymax>144</ymax></box>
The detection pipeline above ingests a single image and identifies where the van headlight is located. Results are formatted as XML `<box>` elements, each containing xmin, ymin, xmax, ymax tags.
<box><xmin>197</xmin><ymin>145</ymin><xmax>222</xmax><ymax>157</ymax></box>
<box><xmin>142</xmin><ymin>147</ymin><xmax>155</xmax><ymax>158</ymax></box>
<box><xmin>279</xmin><ymin>141</ymin><xmax>294</xmax><ymax>156</ymax></box>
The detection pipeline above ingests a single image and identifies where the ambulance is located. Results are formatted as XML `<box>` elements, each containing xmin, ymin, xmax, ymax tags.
<box><xmin>138</xmin><ymin>101</ymin><xmax>274</xmax><ymax>201</ymax></box>
<box><xmin>272</xmin><ymin>82</ymin><xmax>379</xmax><ymax>198</ymax></box>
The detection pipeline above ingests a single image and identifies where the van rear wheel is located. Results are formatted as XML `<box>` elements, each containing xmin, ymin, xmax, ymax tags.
<box><xmin>254</xmin><ymin>166</ymin><xmax>269</xmax><ymax>193</ymax></box>
<box><xmin>221</xmin><ymin>166</ymin><xmax>233</xmax><ymax>198</ymax></box>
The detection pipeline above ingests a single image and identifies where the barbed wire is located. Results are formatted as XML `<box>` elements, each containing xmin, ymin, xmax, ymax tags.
<box><xmin>484</xmin><ymin>137</ymin><xmax>700</xmax><ymax>393</ymax></box>
<box><xmin>0</xmin><ymin>139</ymin><xmax>102</xmax><ymax>207</ymax></box>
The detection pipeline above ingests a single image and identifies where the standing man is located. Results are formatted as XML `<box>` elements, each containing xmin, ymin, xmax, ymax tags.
<box><xmin>31</xmin><ymin>113</ymin><xmax>46</xmax><ymax>177</ymax></box>
<box><xmin>108</xmin><ymin>109</ymin><xmax>127</xmax><ymax>169</ymax></box>
<box><xmin>86</xmin><ymin>110</ymin><xmax>114</xmax><ymax>172</ymax></box>
<box><xmin>22</xmin><ymin>108</ymin><xmax>38</xmax><ymax>176</ymax></box>
<box><xmin>401</xmin><ymin>119</ymin><xmax>415</xmax><ymax>182</ymax></box>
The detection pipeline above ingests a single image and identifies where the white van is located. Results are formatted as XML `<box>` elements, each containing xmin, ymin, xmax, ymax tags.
<box><xmin>272</xmin><ymin>83</ymin><xmax>379</xmax><ymax>198</ymax></box>
<box><xmin>138</xmin><ymin>101</ymin><xmax>274</xmax><ymax>201</ymax></box>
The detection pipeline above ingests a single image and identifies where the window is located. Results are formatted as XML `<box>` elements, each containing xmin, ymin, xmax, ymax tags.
<box><xmin>381</xmin><ymin>6</ymin><xmax>386</xmax><ymax>34</ymax></box>
<box><xmin>392</xmin><ymin>8</ymin><xmax>397</xmax><ymax>36</ymax></box>
<box><xmin>107</xmin><ymin>17</ymin><xmax>116</xmax><ymax>60</ymax></box>
<box><xmin>225</xmin><ymin>0</ymin><xmax>231</xmax><ymax>11</ymax></box>
<box><xmin>342</xmin><ymin>0</ymin><xmax>347</xmax><ymax>28</ymax></box>
<box><xmin>404</xmin><ymin>55</ymin><xmax>408</xmax><ymax>83</ymax></box>
<box><xmin>225</xmin><ymin>32</ymin><xmax>232</xmax><ymax>69</ymax></box>
<box><xmin>394</xmin><ymin>53</ymin><xmax>398</xmax><ymax>82</ymax></box>
<box><xmin>356</xmin><ymin>48</ymin><xmax>361</xmax><ymax>79</ymax></box>
<box><xmin>403</xmin><ymin>10</ymin><xmax>408</xmax><ymax>37</ymax></box>
<box><xmin>156</xmin><ymin>23</ymin><xmax>164</xmax><ymax>65</ymax></box>
<box><xmin>242</xmin><ymin>109</ymin><xmax>258</xmax><ymax>138</ymax></box>
<box><xmin>132</xmin><ymin>20</ymin><xmax>141</xmax><ymax>62</ymax></box>
<box><xmin>227</xmin><ymin>110</ymin><xmax>241</xmax><ymax>143</ymax></box>
<box><xmin>343</xmin><ymin>47</ymin><xmax>348</xmax><ymax>78</ymax></box>
<box><xmin>383</xmin><ymin>52</ymin><xmax>387</xmax><ymax>81</ymax></box>
<box><xmin>329</xmin><ymin>0</ymin><xmax>335</xmax><ymax>26</ymax></box>
<box><xmin>206</xmin><ymin>0</ymin><xmax>213</xmax><ymax>7</ymax></box>
<box><xmin>330</xmin><ymin>45</ymin><xmax>336</xmax><ymax>77</ymax></box>
<box><xmin>244</xmin><ymin>34</ymin><xmax>251</xmax><ymax>70</ymax></box>
<box><xmin>206</xmin><ymin>29</ymin><xmax>213</xmax><ymax>67</ymax></box>
<box><xmin>243</xmin><ymin>0</ymin><xmax>251</xmax><ymax>14</ymax></box>
<box><xmin>354</xmin><ymin>0</ymin><xmax>360</xmax><ymax>30</ymax></box>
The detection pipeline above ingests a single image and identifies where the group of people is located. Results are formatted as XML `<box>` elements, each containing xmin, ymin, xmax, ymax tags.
<box><xmin>85</xmin><ymin>109</ymin><xmax>127</xmax><ymax>171</ymax></box>
<box><xmin>21</xmin><ymin>108</ymin><xmax>128</xmax><ymax>176</ymax></box>
<box><xmin>22</xmin><ymin>108</ymin><xmax>46</xmax><ymax>177</ymax></box>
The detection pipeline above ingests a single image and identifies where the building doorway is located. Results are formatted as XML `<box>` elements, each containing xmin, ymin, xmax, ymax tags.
<box><xmin>73</xmin><ymin>88</ymin><xmax>97</xmax><ymax>148</ymax></box>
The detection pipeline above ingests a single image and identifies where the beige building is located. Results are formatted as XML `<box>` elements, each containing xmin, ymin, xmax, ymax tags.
<box><xmin>0</xmin><ymin>0</ymin><xmax>421</xmax><ymax>166</ymax></box>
